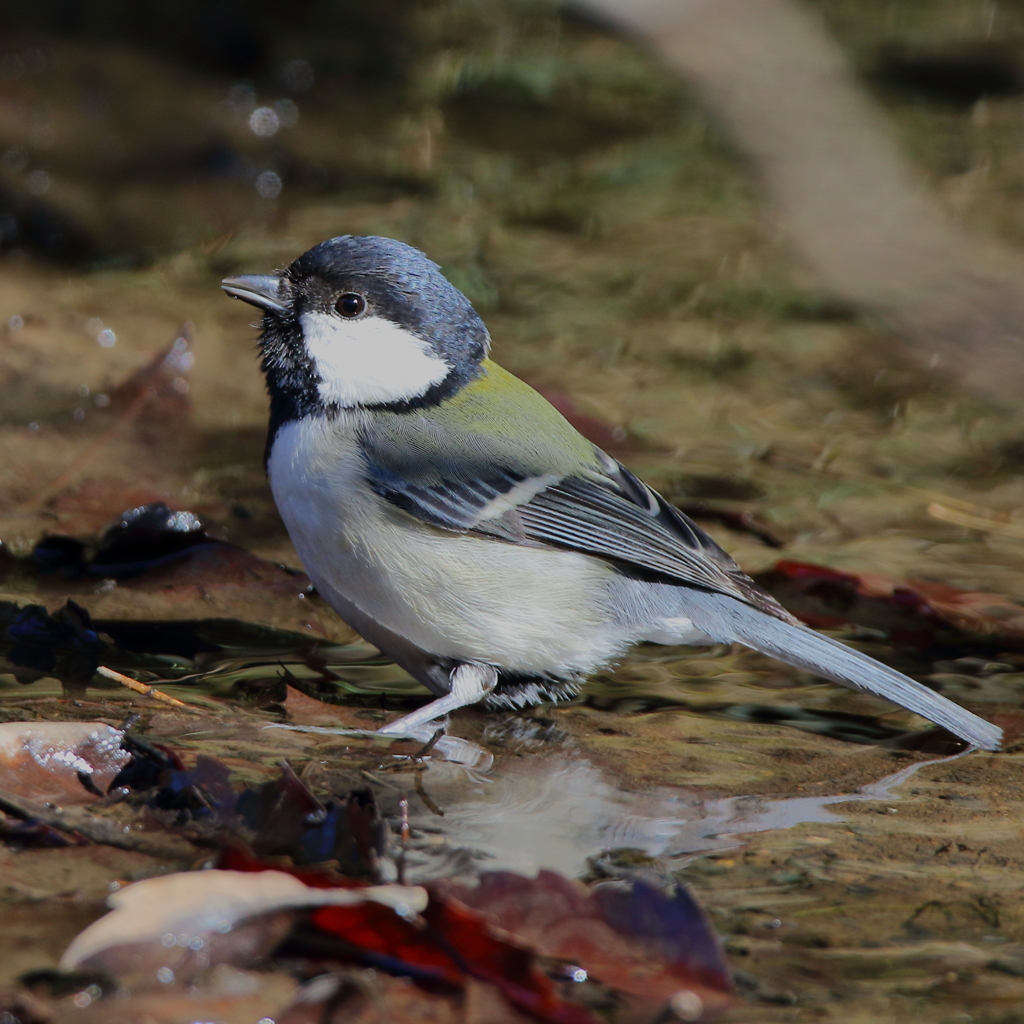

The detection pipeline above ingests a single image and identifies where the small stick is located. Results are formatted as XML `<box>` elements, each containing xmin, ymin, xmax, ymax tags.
<box><xmin>927</xmin><ymin>501</ymin><xmax>1024</xmax><ymax>540</ymax></box>
<box><xmin>412</xmin><ymin>728</ymin><xmax>445</xmax><ymax>759</ymax></box>
<box><xmin>96</xmin><ymin>666</ymin><xmax>190</xmax><ymax>708</ymax></box>
<box><xmin>397</xmin><ymin>793</ymin><xmax>410</xmax><ymax>886</ymax></box>
<box><xmin>415</xmin><ymin>770</ymin><xmax>444</xmax><ymax>818</ymax></box>
<box><xmin>359</xmin><ymin>769</ymin><xmax>401</xmax><ymax>790</ymax></box>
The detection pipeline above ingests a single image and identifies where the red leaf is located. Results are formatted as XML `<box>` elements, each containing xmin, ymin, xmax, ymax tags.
<box><xmin>441</xmin><ymin>871</ymin><xmax>732</xmax><ymax>1020</ymax></box>
<box><xmin>531</xmin><ymin>388</ymin><xmax>641</xmax><ymax>454</ymax></box>
<box><xmin>757</xmin><ymin>559</ymin><xmax>1024</xmax><ymax>649</ymax></box>
<box><xmin>218</xmin><ymin>839</ymin><xmax>366</xmax><ymax>890</ymax></box>
<box><xmin>310</xmin><ymin>893</ymin><xmax>598</xmax><ymax>1023</ymax></box>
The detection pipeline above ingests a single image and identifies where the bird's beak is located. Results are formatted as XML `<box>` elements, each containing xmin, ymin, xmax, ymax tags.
<box><xmin>221</xmin><ymin>274</ymin><xmax>289</xmax><ymax>313</ymax></box>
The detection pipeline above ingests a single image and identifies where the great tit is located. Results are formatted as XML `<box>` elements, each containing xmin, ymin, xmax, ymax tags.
<box><xmin>222</xmin><ymin>236</ymin><xmax>1001</xmax><ymax>752</ymax></box>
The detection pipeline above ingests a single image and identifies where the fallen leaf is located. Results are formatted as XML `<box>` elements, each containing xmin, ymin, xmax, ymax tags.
<box><xmin>106</xmin><ymin>332</ymin><xmax>193</xmax><ymax>445</ymax></box>
<box><xmin>280</xmin><ymin>683</ymin><xmax>358</xmax><ymax>727</ymax></box>
<box><xmin>22</xmin><ymin>500</ymin><xmax>308</xmax><ymax>595</ymax></box>
<box><xmin>9</xmin><ymin>332</ymin><xmax>195</xmax><ymax>519</ymax></box>
<box><xmin>236</xmin><ymin>769</ymin><xmax>388</xmax><ymax>875</ymax></box>
<box><xmin>87</xmin><ymin>502</ymin><xmax>209</xmax><ymax>579</ymax></box>
<box><xmin>1</xmin><ymin>599</ymin><xmax>106</xmax><ymax>688</ymax></box>
<box><xmin>60</xmin><ymin>869</ymin><xmax>427</xmax><ymax>984</ymax></box>
<box><xmin>7</xmin><ymin>500</ymin><xmax>324</xmax><ymax>633</ymax></box>
<box><xmin>219</xmin><ymin>852</ymin><xmax>602</xmax><ymax>1021</ymax></box>
<box><xmin>443</xmin><ymin>871</ymin><xmax>732</xmax><ymax>1021</ymax></box>
<box><xmin>52</xmin><ymin>967</ymin><xmax>298</xmax><ymax>1024</ymax></box>
<box><xmin>0</xmin><ymin>811</ymin><xmax>84</xmax><ymax>847</ymax></box>
<box><xmin>0</xmin><ymin>722</ymin><xmax>128</xmax><ymax>806</ymax></box>
<box><xmin>757</xmin><ymin>559</ymin><xmax>1024</xmax><ymax>650</ymax></box>
<box><xmin>532</xmin><ymin>387</ymin><xmax>648</xmax><ymax>455</ymax></box>
<box><xmin>310</xmin><ymin>893</ymin><xmax>598</xmax><ymax>1024</ymax></box>
<box><xmin>278</xmin><ymin>971</ymin><xmax>537</xmax><ymax>1024</ymax></box>
<box><xmin>113</xmin><ymin>743</ymin><xmax>389</xmax><ymax>873</ymax></box>
<box><xmin>47</xmin><ymin>477</ymin><xmax>170</xmax><ymax>537</ymax></box>
<box><xmin>116</xmin><ymin>740</ymin><xmax>238</xmax><ymax>825</ymax></box>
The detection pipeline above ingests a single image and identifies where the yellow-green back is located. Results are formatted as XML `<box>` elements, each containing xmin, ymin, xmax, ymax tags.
<box><xmin>364</xmin><ymin>359</ymin><xmax>603</xmax><ymax>482</ymax></box>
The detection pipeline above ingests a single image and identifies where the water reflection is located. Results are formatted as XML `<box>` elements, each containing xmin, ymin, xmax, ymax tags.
<box><xmin>400</xmin><ymin>747</ymin><xmax>959</xmax><ymax>881</ymax></box>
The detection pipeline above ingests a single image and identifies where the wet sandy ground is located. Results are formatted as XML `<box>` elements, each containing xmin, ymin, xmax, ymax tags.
<box><xmin>1</xmin><ymin>682</ymin><xmax>1022</xmax><ymax>1022</ymax></box>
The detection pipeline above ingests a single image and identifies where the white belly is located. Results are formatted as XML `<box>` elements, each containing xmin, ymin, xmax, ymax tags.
<box><xmin>268</xmin><ymin>417</ymin><xmax>633</xmax><ymax>675</ymax></box>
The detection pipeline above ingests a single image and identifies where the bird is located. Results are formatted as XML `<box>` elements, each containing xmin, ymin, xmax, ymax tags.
<box><xmin>222</xmin><ymin>235</ymin><xmax>1001</xmax><ymax>752</ymax></box>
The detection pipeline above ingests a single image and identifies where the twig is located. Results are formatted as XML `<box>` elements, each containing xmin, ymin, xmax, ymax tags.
<box><xmin>359</xmin><ymin>769</ymin><xmax>401</xmax><ymax>790</ymax></box>
<box><xmin>927</xmin><ymin>502</ymin><xmax>1024</xmax><ymax>541</ymax></box>
<box><xmin>96</xmin><ymin>666</ymin><xmax>190</xmax><ymax>708</ymax></box>
<box><xmin>415</xmin><ymin>771</ymin><xmax>444</xmax><ymax>818</ymax></box>
<box><xmin>397</xmin><ymin>793</ymin><xmax>410</xmax><ymax>886</ymax></box>
<box><xmin>0</xmin><ymin>787</ymin><xmax>198</xmax><ymax>859</ymax></box>
<box><xmin>412</xmin><ymin>727</ymin><xmax>445</xmax><ymax>759</ymax></box>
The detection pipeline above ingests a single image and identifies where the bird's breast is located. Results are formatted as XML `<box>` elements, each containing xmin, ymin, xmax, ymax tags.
<box><xmin>266</xmin><ymin>416</ymin><xmax>634</xmax><ymax>675</ymax></box>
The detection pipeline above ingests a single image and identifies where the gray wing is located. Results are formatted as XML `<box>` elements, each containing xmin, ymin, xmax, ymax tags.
<box><xmin>359</xmin><ymin>425</ymin><xmax>1002</xmax><ymax>749</ymax></box>
<box><xmin>360</xmin><ymin>433</ymin><xmax>790</xmax><ymax>620</ymax></box>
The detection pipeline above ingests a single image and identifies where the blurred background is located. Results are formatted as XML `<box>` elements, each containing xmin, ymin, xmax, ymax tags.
<box><xmin>4</xmin><ymin>0</ymin><xmax>1024</xmax><ymax>598</ymax></box>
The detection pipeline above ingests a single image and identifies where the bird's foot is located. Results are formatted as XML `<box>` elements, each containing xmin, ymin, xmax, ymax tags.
<box><xmin>263</xmin><ymin>663</ymin><xmax>498</xmax><ymax>769</ymax></box>
<box><xmin>377</xmin><ymin>663</ymin><xmax>498</xmax><ymax>737</ymax></box>
<box><xmin>374</xmin><ymin>662</ymin><xmax>497</xmax><ymax>767</ymax></box>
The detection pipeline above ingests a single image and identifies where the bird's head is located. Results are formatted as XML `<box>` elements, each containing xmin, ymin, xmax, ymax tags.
<box><xmin>223</xmin><ymin>235</ymin><xmax>489</xmax><ymax>420</ymax></box>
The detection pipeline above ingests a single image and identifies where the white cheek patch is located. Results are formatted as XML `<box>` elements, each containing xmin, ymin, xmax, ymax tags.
<box><xmin>301</xmin><ymin>311</ymin><xmax>452</xmax><ymax>407</ymax></box>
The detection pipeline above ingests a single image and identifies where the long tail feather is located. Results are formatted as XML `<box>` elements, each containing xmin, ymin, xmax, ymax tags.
<box><xmin>689</xmin><ymin>594</ymin><xmax>1002</xmax><ymax>750</ymax></box>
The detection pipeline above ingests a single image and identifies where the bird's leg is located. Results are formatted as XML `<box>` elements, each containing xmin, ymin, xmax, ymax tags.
<box><xmin>377</xmin><ymin>662</ymin><xmax>498</xmax><ymax>738</ymax></box>
<box><xmin>264</xmin><ymin>663</ymin><xmax>497</xmax><ymax>767</ymax></box>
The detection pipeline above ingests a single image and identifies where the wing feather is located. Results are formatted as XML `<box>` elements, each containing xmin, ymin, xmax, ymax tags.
<box><xmin>361</xmin><ymin>424</ymin><xmax>791</xmax><ymax>618</ymax></box>
<box><xmin>517</xmin><ymin>480</ymin><xmax>740</xmax><ymax>592</ymax></box>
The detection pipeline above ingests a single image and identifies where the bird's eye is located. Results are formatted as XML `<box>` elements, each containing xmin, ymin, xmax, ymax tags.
<box><xmin>336</xmin><ymin>293</ymin><xmax>366</xmax><ymax>318</ymax></box>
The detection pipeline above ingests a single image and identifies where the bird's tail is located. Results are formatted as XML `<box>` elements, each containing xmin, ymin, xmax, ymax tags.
<box><xmin>688</xmin><ymin>593</ymin><xmax>1002</xmax><ymax>750</ymax></box>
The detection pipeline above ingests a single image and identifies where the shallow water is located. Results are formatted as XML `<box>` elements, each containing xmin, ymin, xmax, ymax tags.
<box><xmin>402</xmin><ymin>748</ymin><xmax>960</xmax><ymax>881</ymax></box>
<box><xmin>2</xmin><ymin>3</ymin><xmax>1024</xmax><ymax>1021</ymax></box>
